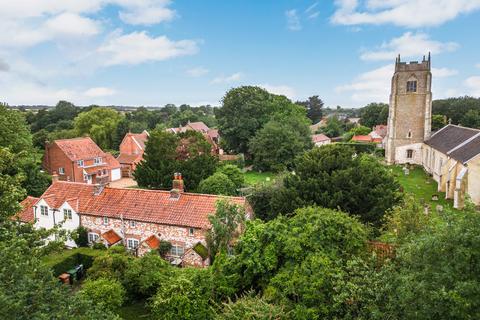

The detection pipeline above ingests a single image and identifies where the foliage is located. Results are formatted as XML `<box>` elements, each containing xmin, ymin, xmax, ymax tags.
<box><xmin>42</xmin><ymin>247</ymin><xmax>104</xmax><ymax>276</ymax></box>
<box><xmin>269</xmin><ymin>145</ymin><xmax>401</xmax><ymax>226</ymax></box>
<box><xmin>150</xmin><ymin>268</ymin><xmax>215</xmax><ymax>320</ymax></box>
<box><xmin>74</xmin><ymin>107</ymin><xmax>123</xmax><ymax>150</ymax></box>
<box><xmin>88</xmin><ymin>247</ymin><xmax>134</xmax><ymax>281</ymax></box>
<box><xmin>431</xmin><ymin>114</ymin><xmax>447</xmax><ymax>131</ymax></box>
<box><xmin>206</xmin><ymin>200</ymin><xmax>246</xmax><ymax>261</ymax></box>
<box><xmin>461</xmin><ymin>108</ymin><xmax>480</xmax><ymax>128</ymax></box>
<box><xmin>72</xmin><ymin>226</ymin><xmax>90</xmax><ymax>249</ymax></box>
<box><xmin>158</xmin><ymin>240</ymin><xmax>172</xmax><ymax>257</ymax></box>
<box><xmin>318</xmin><ymin>115</ymin><xmax>353</xmax><ymax>137</ymax></box>
<box><xmin>359</xmin><ymin>103</ymin><xmax>389</xmax><ymax>128</ymax></box>
<box><xmin>249</xmin><ymin>111</ymin><xmax>313</xmax><ymax>172</ymax></box>
<box><xmin>0</xmin><ymin>148</ymin><xmax>26</xmax><ymax>220</ymax></box>
<box><xmin>29</xmin><ymin>101</ymin><xmax>79</xmax><ymax>133</ymax></box>
<box><xmin>248</xmin><ymin>175</ymin><xmax>285</xmax><ymax>221</ymax></box>
<box><xmin>0</xmin><ymin>105</ymin><xmax>33</xmax><ymax>153</ymax></box>
<box><xmin>80</xmin><ymin>278</ymin><xmax>126</xmax><ymax>311</ymax></box>
<box><xmin>198</xmin><ymin>172</ymin><xmax>237</xmax><ymax>196</ymax></box>
<box><xmin>343</xmin><ymin>125</ymin><xmax>372</xmax><ymax>141</ymax></box>
<box><xmin>216</xmin><ymin>164</ymin><xmax>245</xmax><ymax>189</ymax></box>
<box><xmin>216</xmin><ymin>86</ymin><xmax>301</xmax><ymax>155</ymax></box>
<box><xmin>216</xmin><ymin>293</ymin><xmax>290</xmax><ymax>320</ymax></box>
<box><xmin>433</xmin><ymin>96</ymin><xmax>480</xmax><ymax>127</ymax></box>
<box><xmin>135</xmin><ymin>129</ymin><xmax>217</xmax><ymax>191</ymax></box>
<box><xmin>296</xmin><ymin>95</ymin><xmax>324</xmax><ymax>124</ymax></box>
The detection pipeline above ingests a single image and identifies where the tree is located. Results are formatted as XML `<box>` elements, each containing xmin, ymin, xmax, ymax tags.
<box><xmin>431</xmin><ymin>114</ymin><xmax>447</xmax><ymax>131</ymax></box>
<box><xmin>343</xmin><ymin>125</ymin><xmax>372</xmax><ymax>141</ymax></box>
<box><xmin>0</xmin><ymin>105</ymin><xmax>32</xmax><ymax>154</ymax></box>
<box><xmin>0</xmin><ymin>148</ymin><xmax>26</xmax><ymax>221</ymax></box>
<box><xmin>432</xmin><ymin>96</ymin><xmax>480</xmax><ymax>125</ymax></box>
<box><xmin>216</xmin><ymin>165</ymin><xmax>245</xmax><ymax>190</ymax></box>
<box><xmin>73</xmin><ymin>226</ymin><xmax>89</xmax><ymax>247</ymax></box>
<box><xmin>79</xmin><ymin>278</ymin><xmax>126</xmax><ymax>311</ymax></box>
<box><xmin>198</xmin><ymin>172</ymin><xmax>237</xmax><ymax>196</ymax></box>
<box><xmin>359</xmin><ymin>103</ymin><xmax>389</xmax><ymax>128</ymax></box>
<box><xmin>74</xmin><ymin>107</ymin><xmax>123</xmax><ymax>150</ymax></box>
<box><xmin>216</xmin><ymin>86</ymin><xmax>300</xmax><ymax>155</ymax></box>
<box><xmin>249</xmin><ymin>111</ymin><xmax>313</xmax><ymax>172</ymax></box>
<box><xmin>270</xmin><ymin>144</ymin><xmax>401</xmax><ymax>226</ymax></box>
<box><xmin>461</xmin><ymin>109</ymin><xmax>480</xmax><ymax>128</ymax></box>
<box><xmin>206</xmin><ymin>200</ymin><xmax>246</xmax><ymax>261</ymax></box>
<box><xmin>216</xmin><ymin>293</ymin><xmax>290</xmax><ymax>320</ymax></box>
<box><xmin>134</xmin><ymin>130</ymin><xmax>217</xmax><ymax>191</ymax></box>
<box><xmin>319</xmin><ymin>116</ymin><xmax>345</xmax><ymax>137</ymax></box>
<box><xmin>296</xmin><ymin>95</ymin><xmax>324</xmax><ymax>124</ymax></box>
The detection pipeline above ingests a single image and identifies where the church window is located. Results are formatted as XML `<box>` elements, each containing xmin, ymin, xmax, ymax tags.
<box><xmin>407</xmin><ymin>130</ymin><xmax>412</xmax><ymax>138</ymax></box>
<box><xmin>407</xmin><ymin>81</ymin><xmax>417</xmax><ymax>92</ymax></box>
<box><xmin>406</xmin><ymin>149</ymin><xmax>413</xmax><ymax>159</ymax></box>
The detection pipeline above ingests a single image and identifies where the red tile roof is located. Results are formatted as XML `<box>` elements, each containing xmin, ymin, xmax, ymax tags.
<box><xmin>143</xmin><ymin>234</ymin><xmax>161</xmax><ymax>249</ymax></box>
<box><xmin>117</xmin><ymin>153</ymin><xmax>142</xmax><ymax>165</ymax></box>
<box><xmin>17</xmin><ymin>196</ymin><xmax>39</xmax><ymax>223</ymax></box>
<box><xmin>104</xmin><ymin>153</ymin><xmax>121</xmax><ymax>169</ymax></box>
<box><xmin>130</xmin><ymin>131</ymin><xmax>149</xmax><ymax>150</ymax></box>
<box><xmin>35</xmin><ymin>181</ymin><xmax>247</xmax><ymax>229</ymax></box>
<box><xmin>54</xmin><ymin>137</ymin><xmax>105</xmax><ymax>161</ymax></box>
<box><xmin>373</xmin><ymin>125</ymin><xmax>388</xmax><ymax>138</ymax></box>
<box><xmin>102</xmin><ymin>229</ymin><xmax>122</xmax><ymax>245</ymax></box>
<box><xmin>352</xmin><ymin>135</ymin><xmax>373</xmax><ymax>142</ymax></box>
<box><xmin>312</xmin><ymin>133</ymin><xmax>331</xmax><ymax>143</ymax></box>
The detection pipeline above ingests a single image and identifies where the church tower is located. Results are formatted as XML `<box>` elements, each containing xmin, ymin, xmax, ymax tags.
<box><xmin>385</xmin><ymin>54</ymin><xmax>432</xmax><ymax>164</ymax></box>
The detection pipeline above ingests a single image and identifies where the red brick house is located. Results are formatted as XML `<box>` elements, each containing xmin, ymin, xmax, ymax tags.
<box><xmin>167</xmin><ymin>121</ymin><xmax>221</xmax><ymax>154</ymax></box>
<box><xmin>43</xmin><ymin>137</ymin><xmax>121</xmax><ymax>184</ymax></box>
<box><xmin>116</xmin><ymin>130</ymin><xmax>149</xmax><ymax>177</ymax></box>
<box><xmin>17</xmin><ymin>174</ymin><xmax>252</xmax><ymax>267</ymax></box>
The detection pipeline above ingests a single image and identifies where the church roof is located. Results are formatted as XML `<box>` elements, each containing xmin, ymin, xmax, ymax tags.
<box><xmin>425</xmin><ymin>124</ymin><xmax>480</xmax><ymax>164</ymax></box>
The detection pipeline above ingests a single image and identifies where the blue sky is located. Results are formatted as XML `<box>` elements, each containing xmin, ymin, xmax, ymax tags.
<box><xmin>1</xmin><ymin>0</ymin><xmax>480</xmax><ymax>108</ymax></box>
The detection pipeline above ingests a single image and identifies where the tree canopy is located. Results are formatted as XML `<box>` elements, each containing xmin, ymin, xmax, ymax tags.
<box><xmin>296</xmin><ymin>95</ymin><xmax>324</xmax><ymax>124</ymax></box>
<box><xmin>74</xmin><ymin>107</ymin><xmax>123</xmax><ymax>150</ymax></box>
<box><xmin>359</xmin><ymin>103</ymin><xmax>389</xmax><ymax>128</ymax></box>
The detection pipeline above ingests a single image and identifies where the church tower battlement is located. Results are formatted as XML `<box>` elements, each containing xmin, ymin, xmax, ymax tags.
<box><xmin>385</xmin><ymin>54</ymin><xmax>432</xmax><ymax>164</ymax></box>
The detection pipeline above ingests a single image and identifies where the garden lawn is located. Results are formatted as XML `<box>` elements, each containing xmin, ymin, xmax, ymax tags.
<box><xmin>117</xmin><ymin>301</ymin><xmax>151</xmax><ymax>320</ymax></box>
<box><xmin>243</xmin><ymin>171</ymin><xmax>275</xmax><ymax>186</ymax></box>
<box><xmin>390</xmin><ymin>165</ymin><xmax>454</xmax><ymax>210</ymax></box>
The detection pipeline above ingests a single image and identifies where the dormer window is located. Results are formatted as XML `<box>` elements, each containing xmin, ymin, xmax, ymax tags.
<box><xmin>40</xmin><ymin>205</ymin><xmax>48</xmax><ymax>216</ymax></box>
<box><xmin>77</xmin><ymin>160</ymin><xmax>84</xmax><ymax>167</ymax></box>
<box><xmin>406</xmin><ymin>81</ymin><xmax>417</xmax><ymax>93</ymax></box>
<box><xmin>94</xmin><ymin>157</ymin><xmax>102</xmax><ymax>165</ymax></box>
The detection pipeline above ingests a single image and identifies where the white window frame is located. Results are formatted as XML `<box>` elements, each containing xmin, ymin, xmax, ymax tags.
<box><xmin>88</xmin><ymin>232</ymin><xmax>100</xmax><ymax>243</ymax></box>
<box><xmin>77</xmin><ymin>160</ymin><xmax>84</xmax><ymax>167</ymax></box>
<box><xmin>58</xmin><ymin>167</ymin><xmax>65</xmax><ymax>175</ymax></box>
<box><xmin>170</xmin><ymin>245</ymin><xmax>185</xmax><ymax>256</ymax></box>
<box><xmin>63</xmin><ymin>209</ymin><xmax>72</xmax><ymax>220</ymax></box>
<box><xmin>129</xmin><ymin>220</ymin><xmax>136</xmax><ymax>228</ymax></box>
<box><xmin>40</xmin><ymin>205</ymin><xmax>48</xmax><ymax>216</ymax></box>
<box><xmin>127</xmin><ymin>238</ymin><xmax>139</xmax><ymax>249</ymax></box>
<box><xmin>94</xmin><ymin>157</ymin><xmax>102</xmax><ymax>165</ymax></box>
<box><xmin>188</xmin><ymin>228</ymin><xmax>194</xmax><ymax>236</ymax></box>
<box><xmin>103</xmin><ymin>217</ymin><xmax>109</xmax><ymax>225</ymax></box>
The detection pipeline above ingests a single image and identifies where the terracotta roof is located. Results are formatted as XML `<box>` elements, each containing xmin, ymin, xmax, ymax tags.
<box><xmin>130</xmin><ymin>131</ymin><xmax>149</xmax><ymax>150</ymax></box>
<box><xmin>83</xmin><ymin>164</ymin><xmax>109</xmax><ymax>175</ymax></box>
<box><xmin>312</xmin><ymin>133</ymin><xmax>331</xmax><ymax>143</ymax></box>
<box><xmin>352</xmin><ymin>135</ymin><xmax>373</xmax><ymax>142</ymax></box>
<box><xmin>35</xmin><ymin>181</ymin><xmax>247</xmax><ymax>229</ymax></box>
<box><xmin>17</xmin><ymin>196</ymin><xmax>39</xmax><ymax>223</ymax></box>
<box><xmin>104</xmin><ymin>153</ymin><xmax>121</xmax><ymax>169</ymax></box>
<box><xmin>117</xmin><ymin>153</ymin><xmax>142</xmax><ymax>164</ymax></box>
<box><xmin>185</xmin><ymin>121</ymin><xmax>209</xmax><ymax>133</ymax></box>
<box><xmin>425</xmin><ymin>124</ymin><xmax>479</xmax><ymax>154</ymax></box>
<box><xmin>102</xmin><ymin>229</ymin><xmax>122</xmax><ymax>245</ymax></box>
<box><xmin>54</xmin><ymin>137</ymin><xmax>105</xmax><ymax>161</ymax></box>
<box><xmin>373</xmin><ymin>124</ymin><xmax>388</xmax><ymax>138</ymax></box>
<box><xmin>207</xmin><ymin>128</ymin><xmax>219</xmax><ymax>139</ymax></box>
<box><xmin>143</xmin><ymin>234</ymin><xmax>161</xmax><ymax>249</ymax></box>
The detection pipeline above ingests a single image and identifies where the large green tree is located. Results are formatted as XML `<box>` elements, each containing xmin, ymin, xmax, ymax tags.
<box><xmin>296</xmin><ymin>95</ymin><xmax>324</xmax><ymax>124</ymax></box>
<box><xmin>0</xmin><ymin>105</ymin><xmax>32</xmax><ymax>154</ymax></box>
<box><xmin>134</xmin><ymin>130</ymin><xmax>217</xmax><ymax>191</ymax></box>
<box><xmin>216</xmin><ymin>86</ymin><xmax>300</xmax><ymax>155</ymax></box>
<box><xmin>359</xmin><ymin>103</ymin><xmax>389</xmax><ymax>128</ymax></box>
<box><xmin>74</xmin><ymin>107</ymin><xmax>123</xmax><ymax>150</ymax></box>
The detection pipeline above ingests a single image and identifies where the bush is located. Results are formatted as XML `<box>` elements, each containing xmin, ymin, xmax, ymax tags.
<box><xmin>198</xmin><ymin>172</ymin><xmax>237</xmax><ymax>196</ymax></box>
<box><xmin>72</xmin><ymin>226</ymin><xmax>89</xmax><ymax>247</ymax></box>
<box><xmin>217</xmin><ymin>164</ymin><xmax>245</xmax><ymax>189</ymax></box>
<box><xmin>216</xmin><ymin>293</ymin><xmax>290</xmax><ymax>320</ymax></box>
<box><xmin>88</xmin><ymin>248</ymin><xmax>133</xmax><ymax>281</ymax></box>
<box><xmin>158</xmin><ymin>240</ymin><xmax>172</xmax><ymax>257</ymax></box>
<box><xmin>80</xmin><ymin>278</ymin><xmax>126</xmax><ymax>311</ymax></box>
<box><xmin>42</xmin><ymin>248</ymin><xmax>104</xmax><ymax>276</ymax></box>
<box><xmin>92</xmin><ymin>242</ymin><xmax>107</xmax><ymax>250</ymax></box>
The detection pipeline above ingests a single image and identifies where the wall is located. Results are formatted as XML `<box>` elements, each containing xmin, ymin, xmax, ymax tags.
<box><xmin>120</xmin><ymin>135</ymin><xmax>143</xmax><ymax>156</ymax></box>
<box><xmin>467</xmin><ymin>156</ymin><xmax>480</xmax><ymax>205</ymax></box>
<box><xmin>43</xmin><ymin>143</ymin><xmax>81</xmax><ymax>182</ymax></box>
<box><xmin>393</xmin><ymin>143</ymin><xmax>423</xmax><ymax>165</ymax></box>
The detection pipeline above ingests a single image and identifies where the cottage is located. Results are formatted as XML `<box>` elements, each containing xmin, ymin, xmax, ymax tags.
<box><xmin>167</xmin><ymin>121</ymin><xmax>221</xmax><ymax>154</ymax></box>
<box><xmin>43</xmin><ymin>137</ymin><xmax>121</xmax><ymax>184</ymax></box>
<box><xmin>17</xmin><ymin>174</ymin><xmax>252</xmax><ymax>267</ymax></box>
<box><xmin>116</xmin><ymin>130</ymin><xmax>149</xmax><ymax>177</ymax></box>
<box><xmin>311</xmin><ymin>133</ymin><xmax>331</xmax><ymax>147</ymax></box>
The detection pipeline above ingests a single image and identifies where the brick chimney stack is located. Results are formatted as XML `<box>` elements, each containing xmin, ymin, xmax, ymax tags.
<box><xmin>52</xmin><ymin>171</ymin><xmax>59</xmax><ymax>183</ymax></box>
<box><xmin>172</xmin><ymin>172</ymin><xmax>184</xmax><ymax>192</ymax></box>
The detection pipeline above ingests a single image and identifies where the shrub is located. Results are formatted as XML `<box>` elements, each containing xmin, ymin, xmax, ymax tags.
<box><xmin>88</xmin><ymin>248</ymin><xmax>133</xmax><ymax>281</ymax></box>
<box><xmin>80</xmin><ymin>278</ymin><xmax>125</xmax><ymax>311</ymax></box>
<box><xmin>198</xmin><ymin>172</ymin><xmax>237</xmax><ymax>196</ymax></box>
<box><xmin>92</xmin><ymin>242</ymin><xmax>107</xmax><ymax>250</ymax></box>
<box><xmin>158</xmin><ymin>240</ymin><xmax>172</xmax><ymax>257</ymax></box>
<box><xmin>216</xmin><ymin>293</ymin><xmax>290</xmax><ymax>320</ymax></box>
<box><xmin>216</xmin><ymin>164</ymin><xmax>245</xmax><ymax>189</ymax></box>
<box><xmin>72</xmin><ymin>226</ymin><xmax>89</xmax><ymax>247</ymax></box>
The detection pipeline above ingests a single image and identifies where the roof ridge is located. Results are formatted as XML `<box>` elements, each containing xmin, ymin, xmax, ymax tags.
<box><xmin>447</xmin><ymin>132</ymin><xmax>480</xmax><ymax>155</ymax></box>
<box><xmin>104</xmin><ymin>185</ymin><xmax>245</xmax><ymax>200</ymax></box>
<box><xmin>54</xmin><ymin>136</ymin><xmax>94</xmax><ymax>142</ymax></box>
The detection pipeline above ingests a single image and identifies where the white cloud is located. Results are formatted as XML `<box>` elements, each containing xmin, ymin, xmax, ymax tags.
<box><xmin>360</xmin><ymin>32</ymin><xmax>458</xmax><ymax>61</ymax></box>
<box><xmin>211</xmin><ymin>72</ymin><xmax>243</xmax><ymax>84</ymax></box>
<box><xmin>44</xmin><ymin>12</ymin><xmax>101</xmax><ymax>38</ymax></box>
<box><xmin>0</xmin><ymin>59</ymin><xmax>9</xmax><ymax>72</ymax></box>
<box><xmin>186</xmin><ymin>66</ymin><xmax>209</xmax><ymax>77</ymax></box>
<box><xmin>260</xmin><ymin>84</ymin><xmax>296</xmax><ymax>99</ymax></box>
<box><xmin>84</xmin><ymin>87</ymin><xmax>116</xmax><ymax>97</ymax></box>
<box><xmin>285</xmin><ymin>9</ymin><xmax>302</xmax><ymax>31</ymax></box>
<box><xmin>335</xmin><ymin>64</ymin><xmax>392</xmax><ymax>104</ymax></box>
<box><xmin>432</xmin><ymin>67</ymin><xmax>458</xmax><ymax>78</ymax></box>
<box><xmin>332</xmin><ymin>0</ymin><xmax>480</xmax><ymax>28</ymax></box>
<box><xmin>476</xmin><ymin>63</ymin><xmax>480</xmax><ymax>69</ymax></box>
<box><xmin>465</xmin><ymin>76</ymin><xmax>480</xmax><ymax>96</ymax></box>
<box><xmin>305</xmin><ymin>2</ymin><xmax>320</xmax><ymax>19</ymax></box>
<box><xmin>118</xmin><ymin>0</ymin><xmax>176</xmax><ymax>25</ymax></box>
<box><xmin>98</xmin><ymin>31</ymin><xmax>198</xmax><ymax>66</ymax></box>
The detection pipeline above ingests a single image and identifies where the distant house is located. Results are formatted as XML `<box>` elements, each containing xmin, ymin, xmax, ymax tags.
<box><xmin>43</xmin><ymin>137</ymin><xmax>121</xmax><ymax>184</ymax></box>
<box><xmin>347</xmin><ymin>117</ymin><xmax>361</xmax><ymax>126</ymax></box>
<box><xmin>117</xmin><ymin>131</ymin><xmax>149</xmax><ymax>177</ymax></box>
<box><xmin>167</xmin><ymin>121</ymin><xmax>221</xmax><ymax>154</ymax></box>
<box><xmin>312</xmin><ymin>133</ymin><xmax>331</xmax><ymax>147</ymax></box>
<box><xmin>309</xmin><ymin>117</ymin><xmax>328</xmax><ymax>133</ymax></box>
<box><xmin>17</xmin><ymin>174</ymin><xmax>252</xmax><ymax>267</ymax></box>
<box><xmin>351</xmin><ymin>135</ymin><xmax>383</xmax><ymax>146</ymax></box>
<box><xmin>370</xmin><ymin>124</ymin><xmax>388</xmax><ymax>140</ymax></box>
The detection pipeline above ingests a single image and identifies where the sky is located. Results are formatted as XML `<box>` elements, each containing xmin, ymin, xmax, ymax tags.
<box><xmin>0</xmin><ymin>0</ymin><xmax>480</xmax><ymax>108</ymax></box>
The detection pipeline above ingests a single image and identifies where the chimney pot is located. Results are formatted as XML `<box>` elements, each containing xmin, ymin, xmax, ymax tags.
<box><xmin>52</xmin><ymin>172</ymin><xmax>59</xmax><ymax>183</ymax></box>
<box><xmin>172</xmin><ymin>172</ymin><xmax>184</xmax><ymax>192</ymax></box>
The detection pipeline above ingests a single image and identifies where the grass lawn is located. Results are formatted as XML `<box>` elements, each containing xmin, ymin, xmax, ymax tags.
<box><xmin>243</xmin><ymin>171</ymin><xmax>275</xmax><ymax>186</ymax></box>
<box><xmin>390</xmin><ymin>165</ymin><xmax>454</xmax><ymax>210</ymax></box>
<box><xmin>117</xmin><ymin>301</ymin><xmax>152</xmax><ymax>320</ymax></box>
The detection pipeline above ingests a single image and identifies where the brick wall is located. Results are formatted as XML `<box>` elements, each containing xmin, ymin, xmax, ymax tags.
<box><xmin>43</xmin><ymin>143</ymin><xmax>82</xmax><ymax>182</ymax></box>
<box><xmin>120</xmin><ymin>135</ymin><xmax>143</xmax><ymax>156</ymax></box>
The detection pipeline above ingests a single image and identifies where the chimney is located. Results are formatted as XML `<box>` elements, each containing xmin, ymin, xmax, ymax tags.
<box><xmin>52</xmin><ymin>171</ymin><xmax>59</xmax><ymax>183</ymax></box>
<box><xmin>170</xmin><ymin>172</ymin><xmax>184</xmax><ymax>199</ymax></box>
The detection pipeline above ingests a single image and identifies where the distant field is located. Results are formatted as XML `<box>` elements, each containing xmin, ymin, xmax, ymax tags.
<box><xmin>243</xmin><ymin>171</ymin><xmax>275</xmax><ymax>186</ymax></box>
<box><xmin>390</xmin><ymin>165</ymin><xmax>454</xmax><ymax>210</ymax></box>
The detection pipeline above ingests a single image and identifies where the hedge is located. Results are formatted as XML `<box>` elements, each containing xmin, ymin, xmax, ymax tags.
<box><xmin>335</xmin><ymin>142</ymin><xmax>377</xmax><ymax>154</ymax></box>
<box><xmin>43</xmin><ymin>247</ymin><xmax>104</xmax><ymax>276</ymax></box>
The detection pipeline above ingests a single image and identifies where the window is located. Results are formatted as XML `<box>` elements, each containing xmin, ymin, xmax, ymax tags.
<box><xmin>406</xmin><ymin>81</ymin><xmax>417</xmax><ymax>93</ymax></box>
<box><xmin>77</xmin><ymin>160</ymin><xmax>84</xmax><ymax>167</ymax></box>
<box><xmin>170</xmin><ymin>245</ymin><xmax>185</xmax><ymax>256</ymax></box>
<box><xmin>129</xmin><ymin>220</ymin><xmax>136</xmax><ymax>228</ymax></box>
<box><xmin>84</xmin><ymin>174</ymin><xmax>88</xmax><ymax>181</ymax></box>
<box><xmin>188</xmin><ymin>228</ymin><xmax>194</xmax><ymax>236</ymax></box>
<box><xmin>103</xmin><ymin>217</ymin><xmax>109</xmax><ymax>225</ymax></box>
<box><xmin>88</xmin><ymin>233</ymin><xmax>99</xmax><ymax>243</ymax></box>
<box><xmin>94</xmin><ymin>157</ymin><xmax>102</xmax><ymax>165</ymax></box>
<box><xmin>127</xmin><ymin>238</ymin><xmax>139</xmax><ymax>249</ymax></box>
<box><xmin>407</xmin><ymin>130</ymin><xmax>412</xmax><ymax>138</ymax></box>
<box><xmin>102</xmin><ymin>169</ymin><xmax>107</xmax><ymax>175</ymax></box>
<box><xmin>40</xmin><ymin>205</ymin><xmax>48</xmax><ymax>216</ymax></box>
<box><xmin>58</xmin><ymin>167</ymin><xmax>65</xmax><ymax>175</ymax></box>
<box><xmin>407</xmin><ymin>149</ymin><xmax>413</xmax><ymax>159</ymax></box>
<box><xmin>63</xmin><ymin>209</ymin><xmax>72</xmax><ymax>220</ymax></box>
